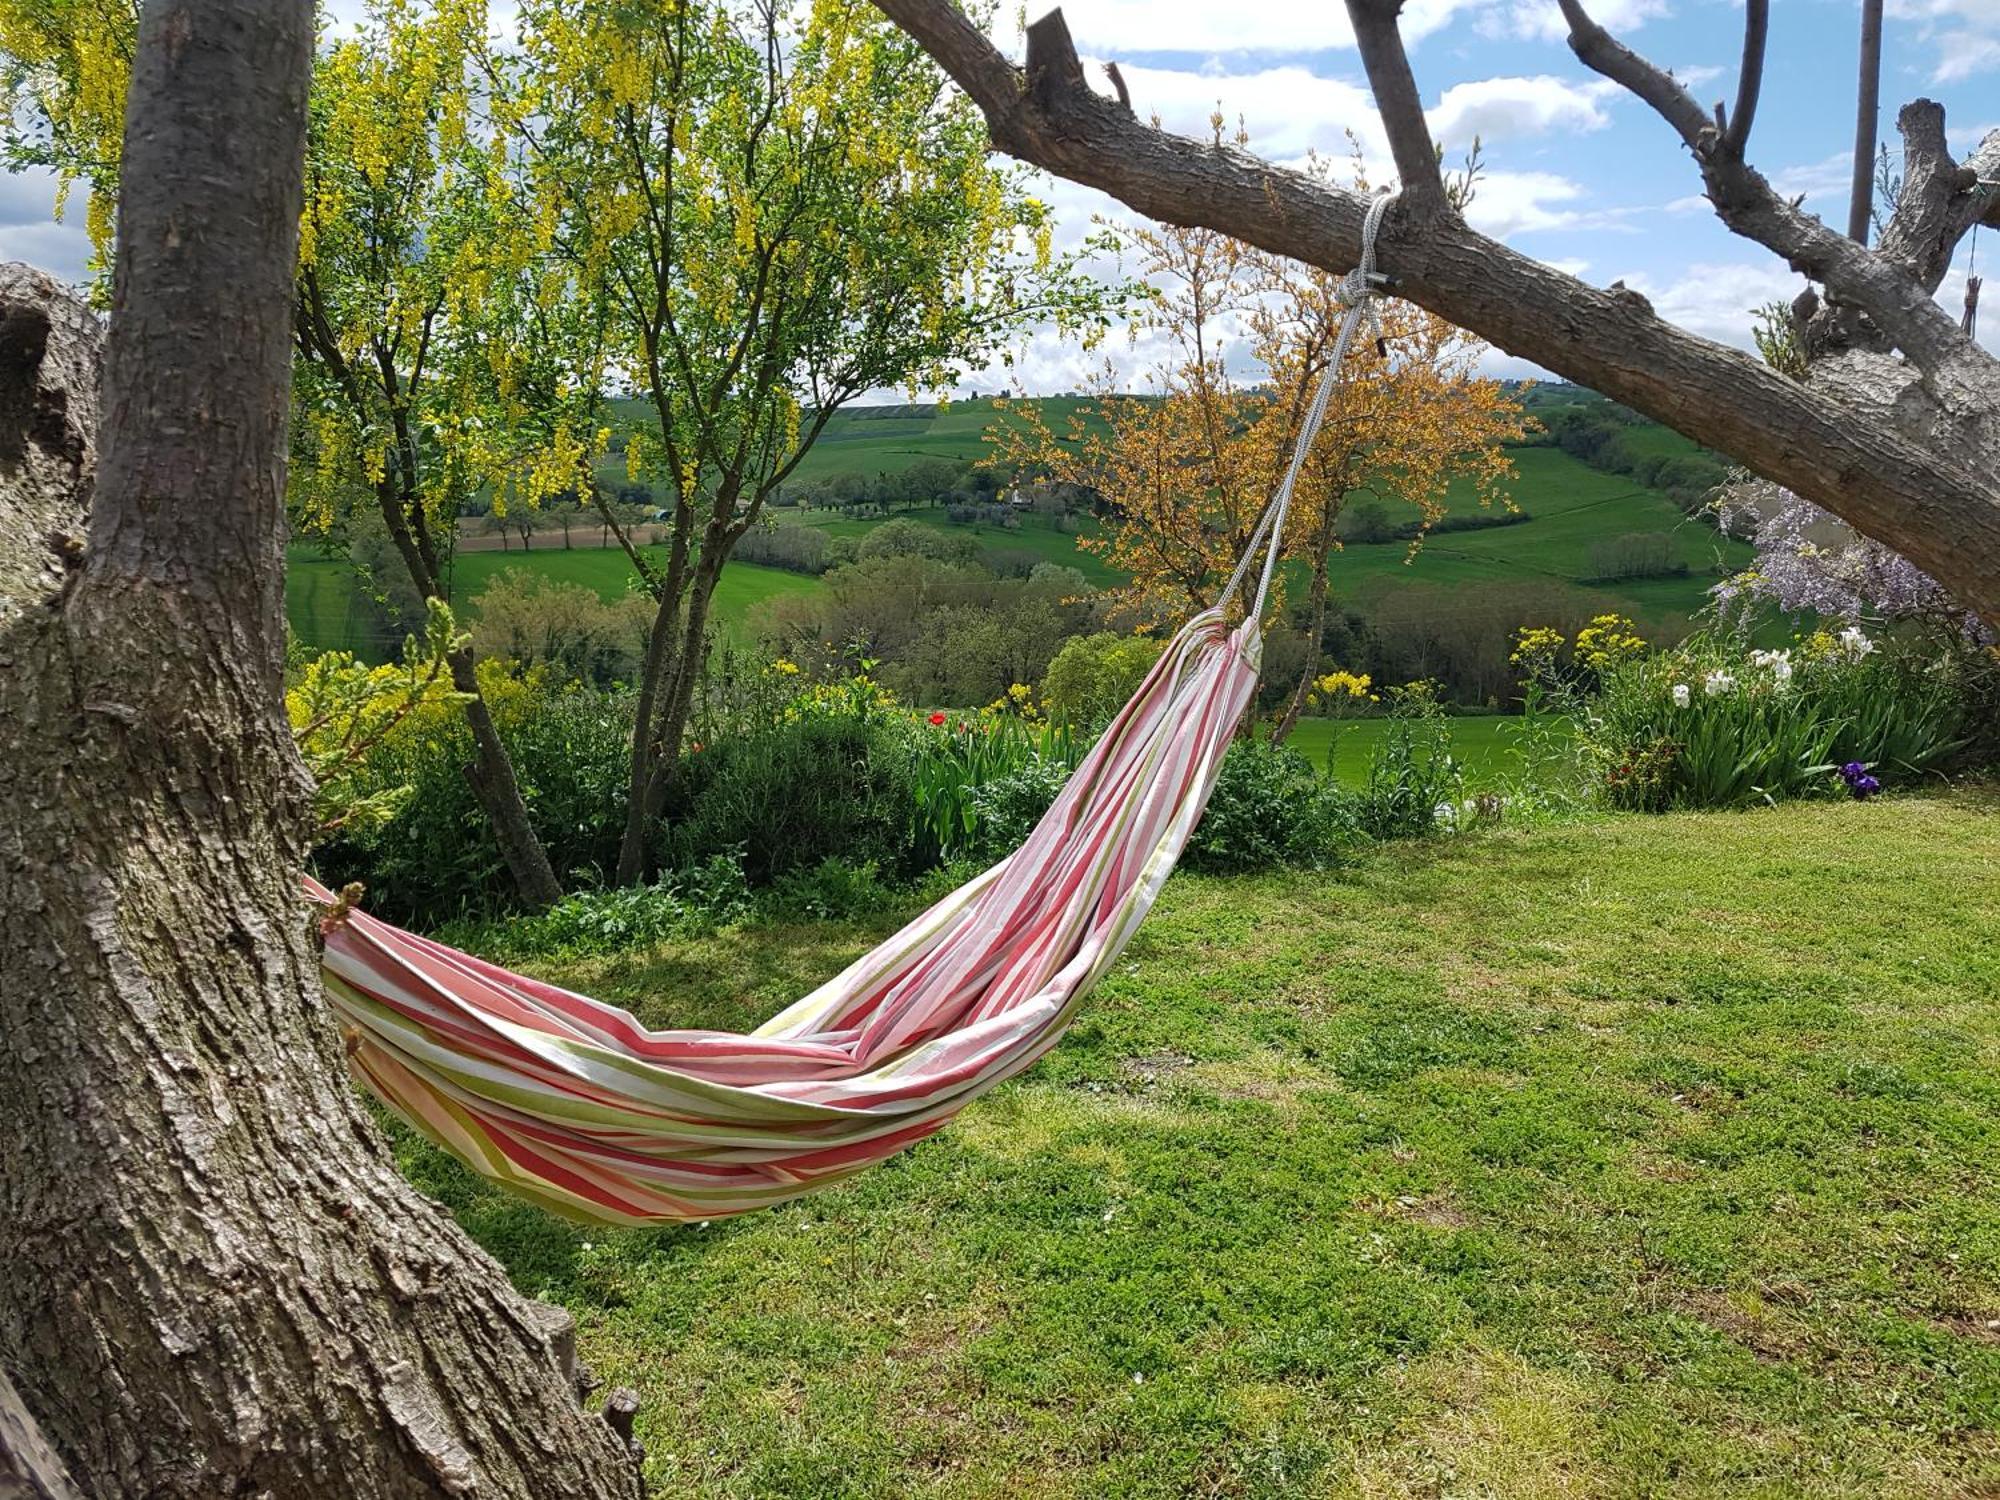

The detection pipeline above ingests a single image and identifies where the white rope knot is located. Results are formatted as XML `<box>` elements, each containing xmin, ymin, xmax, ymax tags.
<box><xmin>1334</xmin><ymin>190</ymin><xmax>1398</xmax><ymax>345</ymax></box>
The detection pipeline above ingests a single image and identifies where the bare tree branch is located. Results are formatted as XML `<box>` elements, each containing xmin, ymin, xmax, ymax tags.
<box><xmin>1849</xmin><ymin>0</ymin><xmax>1884</xmax><ymax>243</ymax></box>
<box><xmin>1559</xmin><ymin>0</ymin><xmax>1970</xmax><ymax>374</ymax></box>
<box><xmin>868</xmin><ymin>0</ymin><xmax>2000</xmax><ymax>625</ymax></box>
<box><xmin>1723</xmin><ymin>0</ymin><xmax>1767</xmax><ymax>157</ymax></box>
<box><xmin>1345</xmin><ymin>0</ymin><xmax>1448</xmax><ymax>213</ymax></box>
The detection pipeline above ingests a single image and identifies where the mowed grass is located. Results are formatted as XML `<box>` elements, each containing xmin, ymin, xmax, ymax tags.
<box><xmin>395</xmin><ymin>791</ymin><xmax>2000</xmax><ymax>1497</ymax></box>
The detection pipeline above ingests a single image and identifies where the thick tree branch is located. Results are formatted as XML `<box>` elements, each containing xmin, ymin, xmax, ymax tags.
<box><xmin>869</xmin><ymin>0</ymin><xmax>2000</xmax><ymax>625</ymax></box>
<box><xmin>1850</xmin><ymin>0</ymin><xmax>1884</xmax><ymax>243</ymax></box>
<box><xmin>1874</xmin><ymin>102</ymin><xmax>1993</xmax><ymax>292</ymax></box>
<box><xmin>1344</xmin><ymin>0</ymin><xmax>1448</xmax><ymax>213</ymax></box>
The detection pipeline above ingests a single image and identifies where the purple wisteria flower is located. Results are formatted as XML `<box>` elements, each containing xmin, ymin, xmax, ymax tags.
<box><xmin>1711</xmin><ymin>481</ymin><xmax>1995</xmax><ymax>643</ymax></box>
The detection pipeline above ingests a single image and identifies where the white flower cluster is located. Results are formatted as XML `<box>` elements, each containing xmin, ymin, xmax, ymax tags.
<box><xmin>1749</xmin><ymin>647</ymin><xmax>1794</xmax><ymax>684</ymax></box>
<box><xmin>1835</xmin><ymin>626</ymin><xmax>1875</xmax><ymax>661</ymax></box>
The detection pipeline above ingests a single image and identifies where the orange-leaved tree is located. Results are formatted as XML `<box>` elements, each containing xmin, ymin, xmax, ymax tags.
<box><xmin>993</xmin><ymin>145</ymin><xmax>1526</xmax><ymax>740</ymax></box>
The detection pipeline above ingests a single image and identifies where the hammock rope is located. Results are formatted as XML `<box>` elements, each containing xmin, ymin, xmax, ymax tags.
<box><xmin>315</xmin><ymin>191</ymin><xmax>1401</xmax><ymax>1226</ymax></box>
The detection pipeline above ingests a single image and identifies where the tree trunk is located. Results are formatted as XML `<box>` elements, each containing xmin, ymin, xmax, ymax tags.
<box><xmin>0</xmin><ymin>6</ymin><xmax>638</xmax><ymax>1496</ymax></box>
<box><xmin>617</xmin><ymin>536</ymin><xmax>727</xmax><ymax>885</ymax></box>
<box><xmin>0</xmin><ymin>1366</ymin><xmax>80</xmax><ymax>1500</ymax></box>
<box><xmin>372</xmin><ymin>495</ymin><xmax>562</xmax><ymax>912</ymax></box>
<box><xmin>450</xmin><ymin>645</ymin><xmax>565</xmax><ymax>910</ymax></box>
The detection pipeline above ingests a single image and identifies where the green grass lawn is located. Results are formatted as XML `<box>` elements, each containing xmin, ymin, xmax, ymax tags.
<box><xmin>396</xmin><ymin>791</ymin><xmax>2000</xmax><ymax>1497</ymax></box>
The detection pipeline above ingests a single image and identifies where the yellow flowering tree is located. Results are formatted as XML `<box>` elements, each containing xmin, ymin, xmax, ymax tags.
<box><xmin>0</xmin><ymin>0</ymin><xmax>584</xmax><ymax>907</ymax></box>
<box><xmin>0</xmin><ymin>0</ymin><xmax>134</xmax><ymax>279</ymax></box>
<box><xmin>498</xmin><ymin>0</ymin><xmax>1107</xmax><ymax>881</ymax></box>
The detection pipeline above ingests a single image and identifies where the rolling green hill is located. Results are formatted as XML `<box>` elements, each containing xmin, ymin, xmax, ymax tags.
<box><xmin>290</xmin><ymin>395</ymin><xmax>1754</xmax><ymax>661</ymax></box>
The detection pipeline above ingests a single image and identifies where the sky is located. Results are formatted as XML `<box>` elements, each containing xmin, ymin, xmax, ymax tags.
<box><xmin>963</xmin><ymin>0</ymin><xmax>2000</xmax><ymax>391</ymax></box>
<box><xmin>4</xmin><ymin>0</ymin><xmax>1993</xmax><ymax>395</ymax></box>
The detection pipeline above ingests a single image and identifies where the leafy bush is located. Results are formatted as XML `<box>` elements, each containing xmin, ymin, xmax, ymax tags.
<box><xmin>468</xmin><ymin>571</ymin><xmax>654</xmax><ymax>686</ymax></box>
<box><xmin>1185</xmin><ymin>741</ymin><xmax>1362</xmax><ymax>873</ymax></box>
<box><xmin>766</xmin><ymin>857</ymin><xmax>899</xmax><ymax>922</ymax></box>
<box><xmin>1583</xmin><ymin>531</ymin><xmax>1688</xmax><ymax>583</ymax></box>
<box><xmin>312</xmin><ymin>665</ymin><xmax>634</xmax><ymax>922</ymax></box>
<box><xmin>493</xmin><ymin>854</ymin><xmax>753</xmax><ymax>955</ymax></box>
<box><xmin>1040</xmin><ymin>631</ymin><xmax>1164</xmax><ymax>725</ymax></box>
<box><xmin>963</xmin><ymin>753</ymin><xmax>1076</xmax><ymax>863</ymax></box>
<box><xmin>732</xmin><ymin>524</ymin><xmax>832</xmax><ymax>574</ymax></box>
<box><xmin>1580</xmin><ymin>627</ymin><xmax>1970</xmax><ymax>810</ymax></box>
<box><xmin>655</xmin><ymin>711</ymin><xmax>920</xmax><ymax>883</ymax></box>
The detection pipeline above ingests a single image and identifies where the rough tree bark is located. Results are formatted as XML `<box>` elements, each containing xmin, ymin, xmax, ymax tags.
<box><xmin>0</xmin><ymin>4</ymin><xmax>638</xmax><ymax>1495</ymax></box>
<box><xmin>870</xmin><ymin>0</ymin><xmax>2000</xmax><ymax>627</ymax></box>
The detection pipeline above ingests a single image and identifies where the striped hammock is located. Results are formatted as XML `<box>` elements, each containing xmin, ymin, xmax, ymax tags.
<box><xmin>314</xmin><ymin>191</ymin><xmax>1399</xmax><ymax>1225</ymax></box>
<box><xmin>316</xmin><ymin>609</ymin><xmax>1260</xmax><ymax>1224</ymax></box>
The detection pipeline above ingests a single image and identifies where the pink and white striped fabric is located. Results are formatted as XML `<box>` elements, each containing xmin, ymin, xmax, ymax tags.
<box><xmin>316</xmin><ymin>608</ymin><xmax>1263</xmax><ymax>1224</ymax></box>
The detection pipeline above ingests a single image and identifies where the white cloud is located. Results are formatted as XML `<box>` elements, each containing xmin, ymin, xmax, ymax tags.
<box><xmin>1425</xmin><ymin>75</ymin><xmax>1618</xmax><ymax>148</ymax></box>
<box><xmin>0</xmin><ymin>167</ymin><xmax>94</xmax><ymax>285</ymax></box>
<box><xmin>1464</xmin><ymin>170</ymin><xmax>1590</xmax><ymax>235</ymax></box>
<box><xmin>1481</xmin><ymin>0</ymin><xmax>1671</xmax><ymax>43</ymax></box>
<box><xmin>1772</xmin><ymin>151</ymin><xmax>1854</xmax><ymax>214</ymax></box>
<box><xmin>1035</xmin><ymin>0</ymin><xmax>1477</xmax><ymax>56</ymax></box>
<box><xmin>1104</xmin><ymin>63</ymin><xmax>1385</xmax><ymax>163</ymax></box>
<box><xmin>1610</xmin><ymin>260</ymin><xmax>1806</xmax><ymax>347</ymax></box>
<box><xmin>1889</xmin><ymin>0</ymin><xmax>2000</xmax><ymax>83</ymax></box>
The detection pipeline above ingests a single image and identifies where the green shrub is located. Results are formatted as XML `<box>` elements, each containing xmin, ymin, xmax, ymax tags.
<box><xmin>655</xmin><ymin>712</ymin><xmax>920</xmax><ymax>883</ymax></box>
<box><xmin>1186</xmin><ymin>741</ymin><xmax>1362</xmax><ymax>873</ymax></box>
<box><xmin>1041</xmin><ymin>632</ymin><xmax>1165</xmax><ymax>725</ymax></box>
<box><xmin>510</xmin><ymin>856</ymin><xmax>751</xmax><ymax>954</ymax></box>
<box><xmin>963</xmin><ymin>754</ymin><xmax>1075</xmax><ymax>862</ymax></box>
<box><xmin>1581</xmin><ymin>628</ymin><xmax>1970</xmax><ymax>810</ymax></box>
<box><xmin>313</xmin><ymin>670</ymin><xmax>633</xmax><ymax>922</ymax></box>
<box><xmin>766</xmin><ymin>857</ymin><xmax>899</xmax><ymax>922</ymax></box>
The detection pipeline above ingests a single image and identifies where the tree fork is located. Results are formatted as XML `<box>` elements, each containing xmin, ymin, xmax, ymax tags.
<box><xmin>0</xmin><ymin>2</ymin><xmax>639</xmax><ymax>1493</ymax></box>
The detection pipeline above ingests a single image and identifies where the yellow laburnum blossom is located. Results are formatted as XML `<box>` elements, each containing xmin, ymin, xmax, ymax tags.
<box><xmin>1573</xmin><ymin>614</ymin><xmax>1647</xmax><ymax>673</ymax></box>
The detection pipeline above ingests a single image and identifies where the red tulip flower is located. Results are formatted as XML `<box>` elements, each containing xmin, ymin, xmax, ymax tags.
<box><xmin>928</xmin><ymin>711</ymin><xmax>947</xmax><ymax>726</ymax></box>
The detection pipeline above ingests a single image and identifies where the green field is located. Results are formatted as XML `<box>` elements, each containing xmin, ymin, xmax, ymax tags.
<box><xmin>284</xmin><ymin>545</ymin><xmax>819</xmax><ymax>658</ymax></box>
<box><xmin>292</xmin><ymin>398</ymin><xmax>1755</xmax><ymax>662</ymax></box>
<box><xmin>402</xmin><ymin>790</ymin><xmax>2000</xmax><ymax>1497</ymax></box>
<box><xmin>598</xmin><ymin>395</ymin><xmax>1110</xmax><ymax>492</ymax></box>
<box><xmin>1282</xmin><ymin>714</ymin><xmax>1552</xmax><ymax>787</ymax></box>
